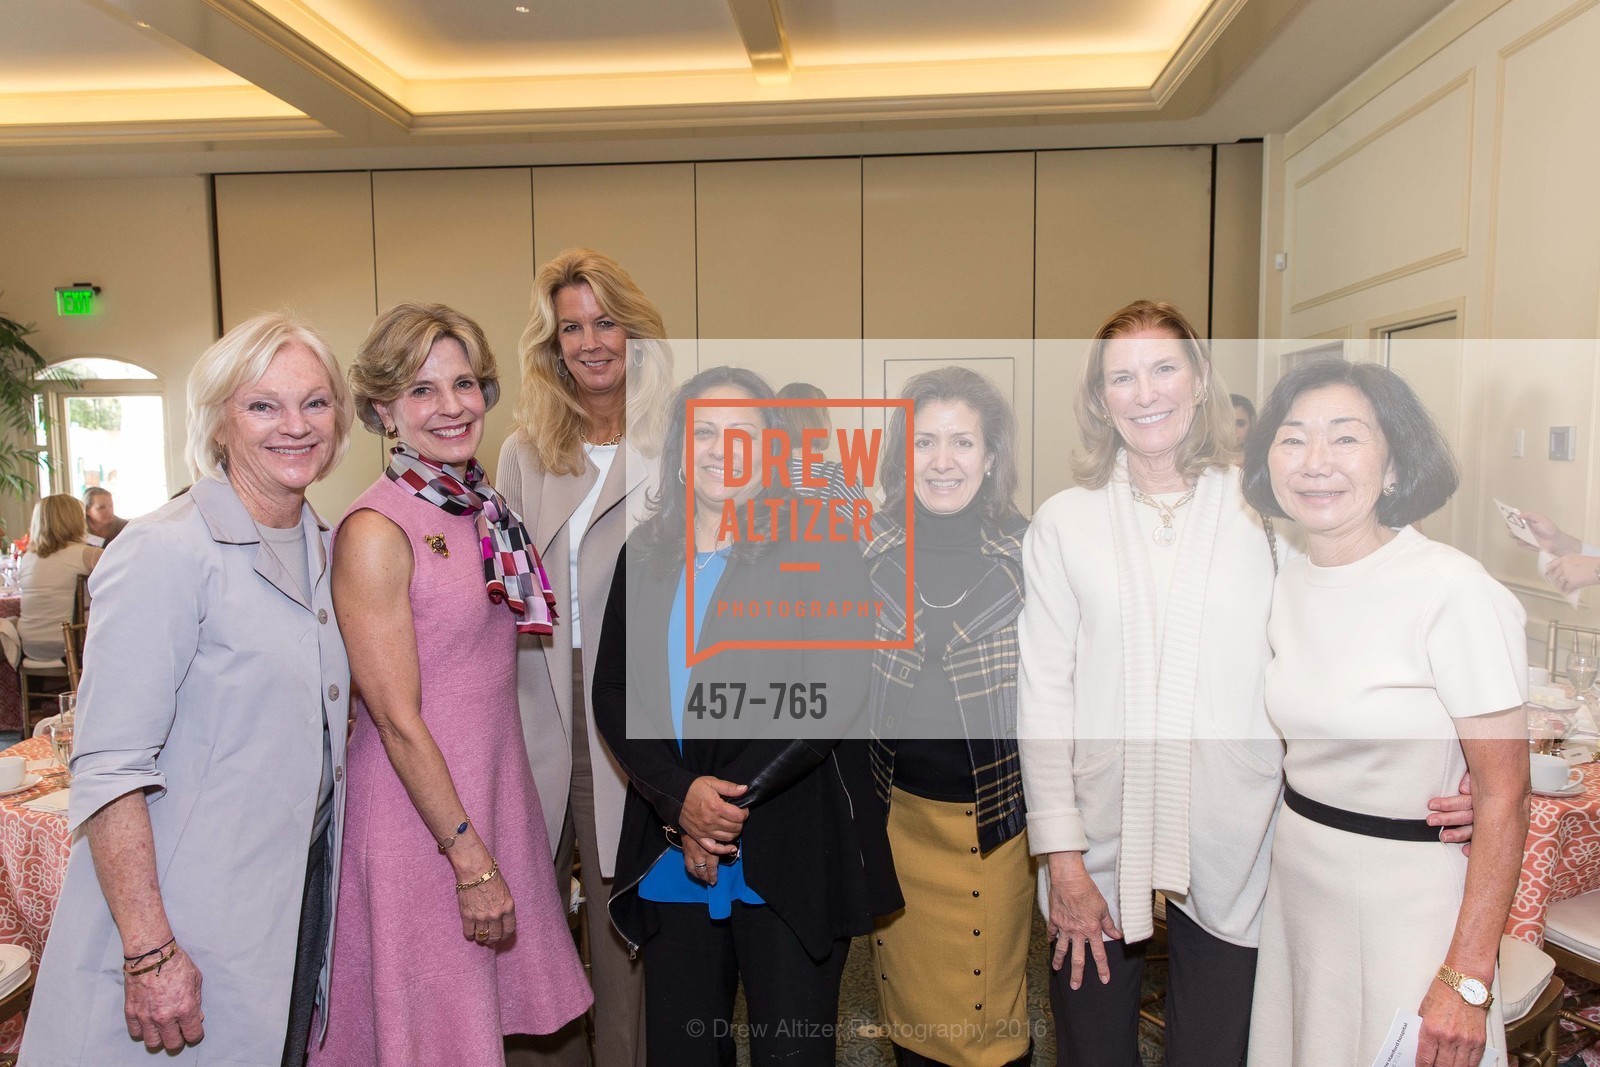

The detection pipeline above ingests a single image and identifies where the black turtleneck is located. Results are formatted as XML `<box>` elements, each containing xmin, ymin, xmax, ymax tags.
<box><xmin>891</xmin><ymin>497</ymin><xmax>988</xmax><ymax>803</ymax></box>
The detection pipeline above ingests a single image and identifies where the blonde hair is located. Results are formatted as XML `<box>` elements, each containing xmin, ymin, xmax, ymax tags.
<box><xmin>1071</xmin><ymin>300</ymin><xmax>1237</xmax><ymax>489</ymax></box>
<box><xmin>350</xmin><ymin>303</ymin><xmax>500</xmax><ymax>436</ymax></box>
<box><xmin>29</xmin><ymin>494</ymin><xmax>86</xmax><ymax>558</ymax></box>
<box><xmin>516</xmin><ymin>248</ymin><xmax>674</xmax><ymax>475</ymax></box>
<box><xmin>186</xmin><ymin>312</ymin><xmax>353</xmax><ymax>483</ymax></box>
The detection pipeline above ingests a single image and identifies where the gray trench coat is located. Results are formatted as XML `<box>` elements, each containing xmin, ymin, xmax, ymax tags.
<box><xmin>20</xmin><ymin>476</ymin><xmax>349</xmax><ymax>1066</ymax></box>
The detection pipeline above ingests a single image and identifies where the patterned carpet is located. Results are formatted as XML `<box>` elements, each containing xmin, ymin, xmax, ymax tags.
<box><xmin>734</xmin><ymin>909</ymin><xmax>1168</xmax><ymax>1065</ymax></box>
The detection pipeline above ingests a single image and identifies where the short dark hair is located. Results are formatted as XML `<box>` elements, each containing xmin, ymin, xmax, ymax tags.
<box><xmin>1241</xmin><ymin>359</ymin><xmax>1457</xmax><ymax>527</ymax></box>
<box><xmin>1230</xmin><ymin>394</ymin><xmax>1255</xmax><ymax>421</ymax></box>
<box><xmin>880</xmin><ymin>366</ymin><xmax>1021</xmax><ymax>523</ymax></box>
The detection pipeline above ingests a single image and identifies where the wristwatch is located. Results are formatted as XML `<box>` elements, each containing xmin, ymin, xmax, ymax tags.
<box><xmin>1436</xmin><ymin>964</ymin><xmax>1493</xmax><ymax>1009</ymax></box>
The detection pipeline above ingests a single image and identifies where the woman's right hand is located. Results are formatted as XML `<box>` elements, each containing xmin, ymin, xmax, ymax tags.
<box><xmin>124</xmin><ymin>943</ymin><xmax>204</xmax><ymax>1053</ymax></box>
<box><xmin>456</xmin><ymin>862</ymin><xmax>516</xmax><ymax>944</ymax></box>
<box><xmin>1046</xmin><ymin>852</ymin><xmax>1123</xmax><ymax>990</ymax></box>
<box><xmin>680</xmin><ymin>776</ymin><xmax>748</xmax><ymax>843</ymax></box>
<box><xmin>1518</xmin><ymin>511</ymin><xmax>1581</xmax><ymax>556</ymax></box>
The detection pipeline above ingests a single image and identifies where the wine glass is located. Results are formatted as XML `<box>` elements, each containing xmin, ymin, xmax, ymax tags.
<box><xmin>47</xmin><ymin>720</ymin><xmax>73</xmax><ymax>770</ymax></box>
<box><xmin>1569</xmin><ymin>651</ymin><xmax>1599</xmax><ymax>700</ymax></box>
<box><xmin>57</xmin><ymin>692</ymin><xmax>76</xmax><ymax>722</ymax></box>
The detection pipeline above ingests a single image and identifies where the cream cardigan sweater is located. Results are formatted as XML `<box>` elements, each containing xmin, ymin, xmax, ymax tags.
<box><xmin>1018</xmin><ymin>462</ymin><xmax>1285</xmax><ymax>946</ymax></box>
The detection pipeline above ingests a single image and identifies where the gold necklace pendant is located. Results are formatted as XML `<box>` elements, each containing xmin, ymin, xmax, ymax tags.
<box><xmin>424</xmin><ymin>533</ymin><xmax>450</xmax><ymax>557</ymax></box>
<box><xmin>1131</xmin><ymin>486</ymin><xmax>1195</xmax><ymax>548</ymax></box>
<box><xmin>586</xmin><ymin>430</ymin><xmax>625</xmax><ymax>447</ymax></box>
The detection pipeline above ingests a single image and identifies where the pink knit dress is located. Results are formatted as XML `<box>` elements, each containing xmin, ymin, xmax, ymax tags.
<box><xmin>310</xmin><ymin>476</ymin><xmax>592</xmax><ymax>1066</ymax></box>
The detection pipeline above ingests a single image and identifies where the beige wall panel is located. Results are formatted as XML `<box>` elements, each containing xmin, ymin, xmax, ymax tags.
<box><xmin>1288</xmin><ymin>78</ymin><xmax>1473</xmax><ymax>311</ymax></box>
<box><xmin>1477</xmin><ymin>340</ymin><xmax>1598</xmax><ymax>616</ymax></box>
<box><xmin>373</xmin><ymin>168</ymin><xmax>533</xmax><ymax>479</ymax></box>
<box><xmin>215</xmin><ymin>171</ymin><xmax>382</xmax><ymax>519</ymax></box>
<box><xmin>1035</xmin><ymin>146</ymin><xmax>1212</xmax><ymax>339</ymax></box>
<box><xmin>0</xmin><ymin>176</ymin><xmax>215</xmax><ymax>534</ymax></box>
<box><xmin>863</xmin><ymin>154</ymin><xmax>1033</xmax><ymax>340</ymax></box>
<box><xmin>1032</xmin><ymin>339</ymin><xmax>1092</xmax><ymax>506</ymax></box>
<box><xmin>1488</xmin><ymin>4</ymin><xmax>1600</xmax><ymax>338</ymax></box>
<box><xmin>531</xmin><ymin>164</ymin><xmax>698</xmax><ymax>343</ymax></box>
<box><xmin>1385</xmin><ymin>324</ymin><xmax>1463</xmax><ymax>546</ymax></box>
<box><xmin>864</xmin><ymin>341</ymin><xmax>1034</xmax><ymax>512</ymax></box>
<box><xmin>1213</xmin><ymin>142</ymin><xmax>1265</xmax><ymax>342</ymax></box>
<box><xmin>695</xmin><ymin>159</ymin><xmax>862</xmax><ymax>339</ymax></box>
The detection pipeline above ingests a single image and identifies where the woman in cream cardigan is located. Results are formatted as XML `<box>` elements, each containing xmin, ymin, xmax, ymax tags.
<box><xmin>1016</xmin><ymin>301</ymin><xmax>1475</xmax><ymax>1066</ymax></box>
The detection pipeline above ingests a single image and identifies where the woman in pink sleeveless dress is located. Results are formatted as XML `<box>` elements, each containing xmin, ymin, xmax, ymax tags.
<box><xmin>310</xmin><ymin>303</ymin><xmax>591</xmax><ymax>1066</ymax></box>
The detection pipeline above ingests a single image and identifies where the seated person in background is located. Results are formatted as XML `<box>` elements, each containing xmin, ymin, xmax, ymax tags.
<box><xmin>1516</xmin><ymin>510</ymin><xmax>1600</xmax><ymax>596</ymax></box>
<box><xmin>777</xmin><ymin>381</ymin><xmax>868</xmax><ymax>503</ymax></box>
<box><xmin>11</xmin><ymin>495</ymin><xmax>101</xmax><ymax>664</ymax></box>
<box><xmin>82</xmin><ymin>487</ymin><xmax>128</xmax><ymax>548</ymax></box>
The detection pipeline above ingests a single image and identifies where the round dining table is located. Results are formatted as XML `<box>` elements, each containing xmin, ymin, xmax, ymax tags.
<box><xmin>0</xmin><ymin>736</ymin><xmax>69</xmax><ymax>1053</ymax></box>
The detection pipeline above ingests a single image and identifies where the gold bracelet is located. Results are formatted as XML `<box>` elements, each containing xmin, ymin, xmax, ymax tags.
<box><xmin>124</xmin><ymin>943</ymin><xmax>177</xmax><ymax>977</ymax></box>
<box><xmin>455</xmin><ymin>859</ymin><xmax>499</xmax><ymax>892</ymax></box>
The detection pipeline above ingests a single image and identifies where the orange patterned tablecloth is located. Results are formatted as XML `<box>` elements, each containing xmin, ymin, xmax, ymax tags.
<box><xmin>1508</xmin><ymin>759</ymin><xmax>1600</xmax><ymax>944</ymax></box>
<box><xmin>0</xmin><ymin>736</ymin><xmax>70</xmax><ymax>1053</ymax></box>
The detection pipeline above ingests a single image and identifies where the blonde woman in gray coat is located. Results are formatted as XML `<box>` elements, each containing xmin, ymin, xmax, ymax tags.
<box><xmin>21</xmin><ymin>312</ymin><xmax>353</xmax><ymax>1066</ymax></box>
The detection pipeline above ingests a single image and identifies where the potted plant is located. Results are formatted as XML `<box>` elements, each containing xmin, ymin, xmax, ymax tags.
<box><xmin>0</xmin><ymin>299</ymin><xmax>78</xmax><ymax>502</ymax></box>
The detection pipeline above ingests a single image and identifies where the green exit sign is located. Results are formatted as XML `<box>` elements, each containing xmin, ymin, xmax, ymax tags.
<box><xmin>55</xmin><ymin>287</ymin><xmax>96</xmax><ymax>317</ymax></box>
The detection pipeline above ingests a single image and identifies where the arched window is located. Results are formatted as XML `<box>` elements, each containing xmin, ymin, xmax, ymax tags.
<box><xmin>39</xmin><ymin>357</ymin><xmax>169</xmax><ymax>518</ymax></box>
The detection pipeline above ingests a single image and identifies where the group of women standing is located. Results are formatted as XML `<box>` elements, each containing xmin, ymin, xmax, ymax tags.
<box><xmin>16</xmin><ymin>240</ymin><xmax>1530</xmax><ymax>1067</ymax></box>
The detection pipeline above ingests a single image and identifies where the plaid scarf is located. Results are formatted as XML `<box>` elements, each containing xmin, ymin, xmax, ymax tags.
<box><xmin>385</xmin><ymin>443</ymin><xmax>558</xmax><ymax>634</ymax></box>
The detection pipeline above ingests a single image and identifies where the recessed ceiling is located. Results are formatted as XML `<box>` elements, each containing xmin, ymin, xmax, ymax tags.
<box><xmin>0</xmin><ymin>0</ymin><xmax>1465</xmax><ymax>173</ymax></box>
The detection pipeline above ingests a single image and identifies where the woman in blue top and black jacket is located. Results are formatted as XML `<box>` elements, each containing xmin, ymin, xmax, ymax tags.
<box><xmin>591</xmin><ymin>365</ymin><xmax>900</xmax><ymax>1067</ymax></box>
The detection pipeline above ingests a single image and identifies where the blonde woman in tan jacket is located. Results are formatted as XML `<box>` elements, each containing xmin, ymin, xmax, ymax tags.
<box><xmin>497</xmin><ymin>249</ymin><xmax>673</xmax><ymax>1067</ymax></box>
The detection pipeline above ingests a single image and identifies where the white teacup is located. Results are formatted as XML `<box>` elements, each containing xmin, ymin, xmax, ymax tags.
<box><xmin>1531</xmin><ymin>752</ymin><xmax>1579</xmax><ymax>792</ymax></box>
<box><xmin>0</xmin><ymin>756</ymin><xmax>24</xmax><ymax>791</ymax></box>
<box><xmin>1530</xmin><ymin>666</ymin><xmax>1553</xmax><ymax>687</ymax></box>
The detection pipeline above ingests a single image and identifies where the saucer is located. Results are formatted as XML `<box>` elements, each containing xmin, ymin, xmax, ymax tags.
<box><xmin>1533</xmin><ymin>778</ymin><xmax>1586</xmax><ymax>798</ymax></box>
<box><xmin>0</xmin><ymin>774</ymin><xmax>42</xmax><ymax>798</ymax></box>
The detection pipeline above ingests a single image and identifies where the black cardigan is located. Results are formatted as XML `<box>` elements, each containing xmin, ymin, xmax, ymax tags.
<box><xmin>592</xmin><ymin>534</ymin><xmax>902</xmax><ymax>962</ymax></box>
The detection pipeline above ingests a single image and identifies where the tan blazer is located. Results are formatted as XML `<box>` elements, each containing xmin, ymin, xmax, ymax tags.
<box><xmin>496</xmin><ymin>430</ymin><xmax>650</xmax><ymax>878</ymax></box>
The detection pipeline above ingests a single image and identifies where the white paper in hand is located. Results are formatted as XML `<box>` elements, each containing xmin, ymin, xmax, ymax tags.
<box><xmin>1538</xmin><ymin>550</ymin><xmax>1583</xmax><ymax>608</ymax></box>
<box><xmin>1496</xmin><ymin>499</ymin><xmax>1542</xmax><ymax>548</ymax></box>
<box><xmin>1368</xmin><ymin>1011</ymin><xmax>1503</xmax><ymax>1067</ymax></box>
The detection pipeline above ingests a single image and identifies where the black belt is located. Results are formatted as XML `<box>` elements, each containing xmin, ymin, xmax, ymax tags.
<box><xmin>1283</xmin><ymin>784</ymin><xmax>1441</xmax><ymax>843</ymax></box>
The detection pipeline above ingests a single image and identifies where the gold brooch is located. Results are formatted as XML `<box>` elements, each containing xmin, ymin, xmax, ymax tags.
<box><xmin>424</xmin><ymin>534</ymin><xmax>449</xmax><ymax>558</ymax></box>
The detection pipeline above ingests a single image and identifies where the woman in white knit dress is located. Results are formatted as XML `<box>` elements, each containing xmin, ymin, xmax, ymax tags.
<box><xmin>1242</xmin><ymin>360</ymin><xmax>1528</xmax><ymax>1067</ymax></box>
<box><xmin>1018</xmin><ymin>302</ymin><xmax>1479</xmax><ymax>1067</ymax></box>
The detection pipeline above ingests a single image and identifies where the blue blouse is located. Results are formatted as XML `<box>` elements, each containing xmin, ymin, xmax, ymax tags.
<box><xmin>638</xmin><ymin>549</ymin><xmax>765</xmax><ymax>916</ymax></box>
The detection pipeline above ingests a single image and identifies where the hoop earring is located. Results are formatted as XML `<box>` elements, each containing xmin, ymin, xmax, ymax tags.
<box><xmin>556</xmin><ymin>358</ymin><xmax>568</xmax><ymax>379</ymax></box>
<box><xmin>677</xmin><ymin>466</ymin><xmax>686</xmax><ymax>485</ymax></box>
<box><xmin>385</xmin><ymin>426</ymin><xmax>397</xmax><ymax>439</ymax></box>
<box><xmin>1381</xmin><ymin>483</ymin><xmax>1397</xmax><ymax>497</ymax></box>
<box><xmin>632</xmin><ymin>348</ymin><xmax>645</xmax><ymax>369</ymax></box>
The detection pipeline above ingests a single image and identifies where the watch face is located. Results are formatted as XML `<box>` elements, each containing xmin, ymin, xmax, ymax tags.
<box><xmin>1459</xmin><ymin>977</ymin><xmax>1489</xmax><ymax>1006</ymax></box>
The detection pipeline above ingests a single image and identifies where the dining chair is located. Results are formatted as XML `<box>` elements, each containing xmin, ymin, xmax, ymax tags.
<box><xmin>1501</xmin><ymin>934</ymin><xmax>1564</xmax><ymax>1066</ymax></box>
<box><xmin>1546</xmin><ymin>620</ymin><xmax>1600</xmax><ymax>679</ymax></box>
<box><xmin>1539</xmin><ymin>889</ymin><xmax>1600</xmax><ymax>1039</ymax></box>
<box><xmin>61</xmin><ymin>621</ymin><xmax>86</xmax><ymax>691</ymax></box>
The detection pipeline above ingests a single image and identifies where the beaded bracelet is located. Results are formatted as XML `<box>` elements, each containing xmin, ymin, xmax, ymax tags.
<box><xmin>123</xmin><ymin>936</ymin><xmax>175</xmax><ymax>964</ymax></box>
<box><xmin>124</xmin><ymin>943</ymin><xmax>177</xmax><ymax>977</ymax></box>
<box><xmin>436</xmin><ymin>818</ymin><xmax>471</xmax><ymax>854</ymax></box>
<box><xmin>455</xmin><ymin>859</ymin><xmax>499</xmax><ymax>893</ymax></box>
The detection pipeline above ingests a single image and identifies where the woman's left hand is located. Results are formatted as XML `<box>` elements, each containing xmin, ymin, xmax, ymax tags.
<box><xmin>683</xmin><ymin>836</ymin><xmax>718</xmax><ymax>887</ymax></box>
<box><xmin>1544</xmin><ymin>553</ymin><xmax>1600</xmax><ymax>595</ymax></box>
<box><xmin>1427</xmin><ymin>771</ymin><xmax>1475</xmax><ymax>851</ymax></box>
<box><xmin>1415</xmin><ymin>982</ymin><xmax>1487</xmax><ymax>1067</ymax></box>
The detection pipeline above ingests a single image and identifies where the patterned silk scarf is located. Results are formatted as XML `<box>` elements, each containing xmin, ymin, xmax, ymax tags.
<box><xmin>385</xmin><ymin>443</ymin><xmax>558</xmax><ymax>634</ymax></box>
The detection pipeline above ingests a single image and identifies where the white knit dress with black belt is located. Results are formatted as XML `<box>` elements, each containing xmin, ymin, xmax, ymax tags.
<box><xmin>1247</xmin><ymin>526</ymin><xmax>1525</xmax><ymax>1066</ymax></box>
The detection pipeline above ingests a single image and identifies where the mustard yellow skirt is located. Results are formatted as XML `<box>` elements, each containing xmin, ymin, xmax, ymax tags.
<box><xmin>872</xmin><ymin>787</ymin><xmax>1036</xmax><ymax>1066</ymax></box>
